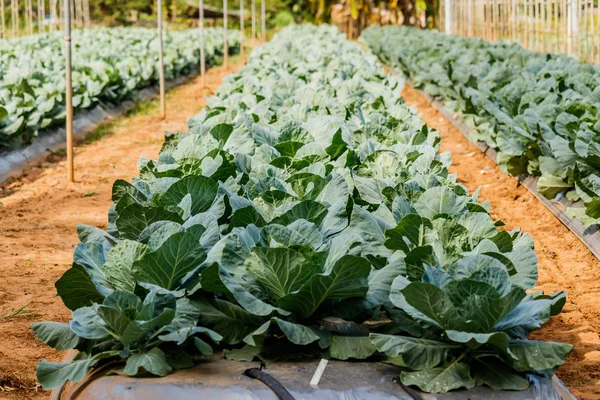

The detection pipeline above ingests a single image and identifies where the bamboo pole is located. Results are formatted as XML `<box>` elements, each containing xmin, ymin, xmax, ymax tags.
<box><xmin>260</xmin><ymin>0</ymin><xmax>265</xmax><ymax>41</ymax></box>
<box><xmin>240</xmin><ymin>0</ymin><xmax>244</xmax><ymax>58</ymax></box>
<box><xmin>563</xmin><ymin>0</ymin><xmax>567</xmax><ymax>54</ymax></box>
<box><xmin>29</xmin><ymin>0</ymin><xmax>33</xmax><ymax>35</ymax></box>
<box><xmin>84</xmin><ymin>0</ymin><xmax>89</xmax><ymax>28</ymax></box>
<box><xmin>223</xmin><ymin>0</ymin><xmax>228</xmax><ymax>68</ymax></box>
<box><xmin>576</xmin><ymin>0</ymin><xmax>580</xmax><ymax>58</ymax></box>
<box><xmin>251</xmin><ymin>0</ymin><xmax>255</xmax><ymax>40</ymax></box>
<box><xmin>585</xmin><ymin>0</ymin><xmax>596</xmax><ymax>62</ymax></box>
<box><xmin>50</xmin><ymin>0</ymin><xmax>55</xmax><ymax>32</ymax></box>
<box><xmin>552</xmin><ymin>0</ymin><xmax>556</xmax><ymax>53</ymax></box>
<box><xmin>157</xmin><ymin>0</ymin><xmax>165</xmax><ymax>119</ymax></box>
<box><xmin>11</xmin><ymin>0</ymin><xmax>17</xmax><ymax>37</ymax></box>
<box><xmin>597</xmin><ymin>0</ymin><xmax>600</xmax><ymax>61</ymax></box>
<box><xmin>77</xmin><ymin>0</ymin><xmax>83</xmax><ymax>27</ymax></box>
<box><xmin>584</xmin><ymin>0</ymin><xmax>588</xmax><ymax>61</ymax></box>
<box><xmin>544</xmin><ymin>0</ymin><xmax>549</xmax><ymax>51</ymax></box>
<box><xmin>199</xmin><ymin>0</ymin><xmax>206</xmax><ymax>87</ymax></box>
<box><xmin>64</xmin><ymin>0</ymin><xmax>73</xmax><ymax>182</ymax></box>
<box><xmin>1</xmin><ymin>0</ymin><xmax>5</xmax><ymax>38</ymax></box>
<box><xmin>37</xmin><ymin>0</ymin><xmax>41</xmax><ymax>32</ymax></box>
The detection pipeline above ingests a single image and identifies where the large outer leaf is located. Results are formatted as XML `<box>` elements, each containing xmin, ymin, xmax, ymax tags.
<box><xmin>329</xmin><ymin>336</ymin><xmax>376</xmax><ymax>360</ymax></box>
<box><xmin>195</xmin><ymin>299</ymin><xmax>265</xmax><ymax>344</ymax></box>
<box><xmin>246</xmin><ymin>247</ymin><xmax>318</xmax><ymax>300</ymax></box>
<box><xmin>116</xmin><ymin>204</ymin><xmax>183</xmax><ymax>240</ymax></box>
<box><xmin>400</xmin><ymin>360</ymin><xmax>476</xmax><ymax>393</ymax></box>
<box><xmin>414</xmin><ymin>186</ymin><xmax>466</xmax><ymax>218</ymax></box>
<box><xmin>473</xmin><ymin>357</ymin><xmax>529</xmax><ymax>390</ymax></box>
<box><xmin>161</xmin><ymin>175</ymin><xmax>218</xmax><ymax>216</ymax></box>
<box><xmin>393</xmin><ymin>281</ymin><xmax>465</xmax><ymax>330</ymax></box>
<box><xmin>36</xmin><ymin>358</ymin><xmax>98</xmax><ymax>389</ymax></box>
<box><xmin>123</xmin><ymin>348</ymin><xmax>172</xmax><ymax>376</ymax></box>
<box><xmin>55</xmin><ymin>264</ymin><xmax>104</xmax><ymax>311</ymax></box>
<box><xmin>277</xmin><ymin>255</ymin><xmax>371</xmax><ymax>317</ymax></box>
<box><xmin>507</xmin><ymin>340</ymin><xmax>573</xmax><ymax>372</ymax></box>
<box><xmin>384</xmin><ymin>214</ymin><xmax>434</xmax><ymax>252</ymax></box>
<box><xmin>31</xmin><ymin>322</ymin><xmax>80</xmax><ymax>351</ymax></box>
<box><xmin>102</xmin><ymin>240</ymin><xmax>148</xmax><ymax>292</ymax></box>
<box><xmin>134</xmin><ymin>232</ymin><xmax>206</xmax><ymax>290</ymax></box>
<box><xmin>370</xmin><ymin>333</ymin><xmax>457</xmax><ymax>370</ymax></box>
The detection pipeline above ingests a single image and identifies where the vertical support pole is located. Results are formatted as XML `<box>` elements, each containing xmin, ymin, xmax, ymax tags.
<box><xmin>199</xmin><ymin>0</ymin><xmax>206</xmax><ymax>87</ymax></box>
<box><xmin>37</xmin><ymin>0</ymin><xmax>41</xmax><ymax>33</ymax></box>
<box><xmin>240</xmin><ymin>0</ymin><xmax>244</xmax><ymax>58</ymax></box>
<box><xmin>467</xmin><ymin>0</ymin><xmax>473</xmax><ymax>36</ymax></box>
<box><xmin>585</xmin><ymin>0</ymin><xmax>596</xmax><ymax>62</ymax></box>
<box><xmin>260</xmin><ymin>0</ymin><xmax>265</xmax><ymax>41</ymax></box>
<box><xmin>445</xmin><ymin>0</ymin><xmax>452</xmax><ymax>34</ymax></box>
<box><xmin>223</xmin><ymin>0</ymin><xmax>228</xmax><ymax>68</ymax></box>
<box><xmin>1</xmin><ymin>0</ymin><xmax>5</xmax><ymax>38</ymax></box>
<box><xmin>567</xmin><ymin>0</ymin><xmax>574</xmax><ymax>54</ymax></box>
<box><xmin>597</xmin><ymin>0</ymin><xmax>599</xmax><ymax>61</ymax></box>
<box><xmin>11</xmin><ymin>0</ymin><xmax>17</xmax><ymax>37</ymax></box>
<box><xmin>554</xmin><ymin>0</ymin><xmax>559</xmax><ymax>53</ymax></box>
<box><xmin>583</xmin><ymin>0</ymin><xmax>588</xmax><ymax>60</ymax></box>
<box><xmin>158</xmin><ymin>0</ymin><xmax>165</xmax><ymax>119</ymax></box>
<box><xmin>50</xmin><ymin>0</ymin><xmax>56</xmax><ymax>32</ymax></box>
<box><xmin>251</xmin><ymin>0</ymin><xmax>255</xmax><ymax>40</ymax></box>
<box><xmin>28</xmin><ymin>0</ymin><xmax>33</xmax><ymax>35</ymax></box>
<box><xmin>64</xmin><ymin>0</ymin><xmax>73</xmax><ymax>182</ymax></box>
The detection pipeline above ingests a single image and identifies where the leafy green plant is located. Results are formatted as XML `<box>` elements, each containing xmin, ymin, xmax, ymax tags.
<box><xmin>0</xmin><ymin>27</ymin><xmax>240</xmax><ymax>151</ymax></box>
<box><xmin>362</xmin><ymin>25</ymin><xmax>600</xmax><ymax>226</ymax></box>
<box><xmin>32</xmin><ymin>24</ymin><xmax>570</xmax><ymax>394</ymax></box>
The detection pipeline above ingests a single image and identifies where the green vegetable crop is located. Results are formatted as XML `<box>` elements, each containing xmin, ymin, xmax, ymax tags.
<box><xmin>0</xmin><ymin>27</ymin><xmax>240</xmax><ymax>151</ymax></box>
<box><xmin>33</xmin><ymin>24</ymin><xmax>571</xmax><ymax>394</ymax></box>
<box><xmin>362</xmin><ymin>25</ymin><xmax>600</xmax><ymax>226</ymax></box>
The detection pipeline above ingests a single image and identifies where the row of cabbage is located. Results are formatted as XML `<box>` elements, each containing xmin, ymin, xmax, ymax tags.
<box><xmin>32</xmin><ymin>24</ymin><xmax>571</xmax><ymax>394</ymax></box>
<box><xmin>0</xmin><ymin>27</ymin><xmax>240</xmax><ymax>151</ymax></box>
<box><xmin>362</xmin><ymin>25</ymin><xmax>600</xmax><ymax>226</ymax></box>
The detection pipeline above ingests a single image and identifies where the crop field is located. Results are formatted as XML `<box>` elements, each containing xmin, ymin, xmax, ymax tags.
<box><xmin>362</xmin><ymin>25</ymin><xmax>600</xmax><ymax>227</ymax></box>
<box><xmin>0</xmin><ymin>27</ymin><xmax>240</xmax><ymax>151</ymax></box>
<box><xmin>21</xmin><ymin>24</ymin><xmax>573</xmax><ymax>395</ymax></box>
<box><xmin>1</xmin><ymin>13</ymin><xmax>600</xmax><ymax>400</ymax></box>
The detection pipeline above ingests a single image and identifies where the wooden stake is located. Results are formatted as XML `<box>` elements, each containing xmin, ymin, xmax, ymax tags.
<box><xmin>597</xmin><ymin>0</ymin><xmax>599</xmax><ymax>61</ymax></box>
<box><xmin>11</xmin><ymin>0</ymin><xmax>17</xmax><ymax>37</ymax></box>
<box><xmin>64</xmin><ymin>0</ymin><xmax>73</xmax><ymax>182</ymax></box>
<box><xmin>157</xmin><ymin>0</ymin><xmax>165</xmax><ymax>119</ymax></box>
<box><xmin>260</xmin><ymin>0</ymin><xmax>265</xmax><ymax>41</ymax></box>
<box><xmin>199</xmin><ymin>0</ymin><xmax>206</xmax><ymax>87</ymax></box>
<box><xmin>223</xmin><ymin>0</ymin><xmax>228</xmax><ymax>68</ymax></box>
<box><xmin>1</xmin><ymin>0</ymin><xmax>5</xmax><ymax>38</ymax></box>
<box><xmin>240</xmin><ymin>0</ymin><xmax>244</xmax><ymax>58</ymax></box>
<box><xmin>251</xmin><ymin>0</ymin><xmax>255</xmax><ymax>40</ymax></box>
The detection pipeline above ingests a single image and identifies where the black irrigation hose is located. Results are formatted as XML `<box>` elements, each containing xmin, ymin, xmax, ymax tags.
<box><xmin>244</xmin><ymin>365</ymin><xmax>296</xmax><ymax>400</ymax></box>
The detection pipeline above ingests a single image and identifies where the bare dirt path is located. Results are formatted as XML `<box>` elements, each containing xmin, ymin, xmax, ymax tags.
<box><xmin>402</xmin><ymin>84</ymin><xmax>600</xmax><ymax>400</ymax></box>
<box><xmin>0</xmin><ymin>57</ymin><xmax>246</xmax><ymax>400</ymax></box>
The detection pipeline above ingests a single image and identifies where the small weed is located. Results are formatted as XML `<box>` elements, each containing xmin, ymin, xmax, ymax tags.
<box><xmin>82</xmin><ymin>190</ymin><xmax>96</xmax><ymax>197</ymax></box>
<box><xmin>83</xmin><ymin>121</ymin><xmax>115</xmax><ymax>144</ymax></box>
<box><xmin>0</xmin><ymin>303</ymin><xmax>40</xmax><ymax>320</ymax></box>
<box><xmin>124</xmin><ymin>98</ymin><xmax>158</xmax><ymax>117</ymax></box>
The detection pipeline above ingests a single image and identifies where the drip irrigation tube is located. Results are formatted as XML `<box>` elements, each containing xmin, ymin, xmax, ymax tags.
<box><xmin>244</xmin><ymin>364</ymin><xmax>295</xmax><ymax>400</ymax></box>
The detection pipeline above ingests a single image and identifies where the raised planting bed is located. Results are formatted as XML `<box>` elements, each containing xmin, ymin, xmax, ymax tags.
<box><xmin>53</xmin><ymin>355</ymin><xmax>575</xmax><ymax>400</ymax></box>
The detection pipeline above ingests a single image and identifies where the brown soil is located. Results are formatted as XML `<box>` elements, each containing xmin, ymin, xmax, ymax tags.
<box><xmin>0</xmin><ymin>58</ymin><xmax>246</xmax><ymax>400</ymax></box>
<box><xmin>401</xmin><ymin>84</ymin><xmax>600</xmax><ymax>400</ymax></box>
